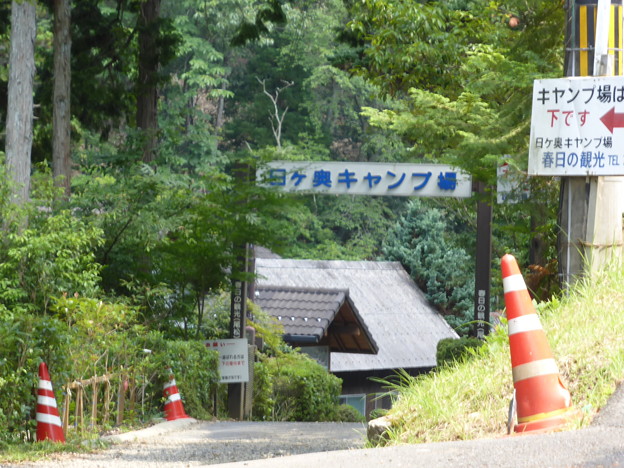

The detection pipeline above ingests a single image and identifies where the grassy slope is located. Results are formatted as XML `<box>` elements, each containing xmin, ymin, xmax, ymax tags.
<box><xmin>379</xmin><ymin>262</ymin><xmax>624</xmax><ymax>444</ymax></box>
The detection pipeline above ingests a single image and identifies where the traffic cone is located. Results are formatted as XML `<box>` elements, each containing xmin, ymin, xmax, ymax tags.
<box><xmin>163</xmin><ymin>367</ymin><xmax>190</xmax><ymax>421</ymax></box>
<box><xmin>36</xmin><ymin>362</ymin><xmax>65</xmax><ymax>443</ymax></box>
<box><xmin>501</xmin><ymin>254</ymin><xmax>574</xmax><ymax>433</ymax></box>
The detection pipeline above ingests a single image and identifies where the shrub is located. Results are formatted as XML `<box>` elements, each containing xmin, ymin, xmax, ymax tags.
<box><xmin>436</xmin><ymin>337</ymin><xmax>484</xmax><ymax>367</ymax></box>
<box><xmin>0</xmin><ymin>210</ymin><xmax>103</xmax><ymax>315</ymax></box>
<box><xmin>0</xmin><ymin>296</ymin><xmax>221</xmax><ymax>443</ymax></box>
<box><xmin>334</xmin><ymin>404</ymin><xmax>366</xmax><ymax>422</ymax></box>
<box><xmin>0</xmin><ymin>312</ymin><xmax>72</xmax><ymax>442</ymax></box>
<box><xmin>368</xmin><ymin>408</ymin><xmax>388</xmax><ymax>421</ymax></box>
<box><xmin>253</xmin><ymin>351</ymin><xmax>342</xmax><ymax>421</ymax></box>
<box><xmin>142</xmin><ymin>337</ymin><xmax>220</xmax><ymax>420</ymax></box>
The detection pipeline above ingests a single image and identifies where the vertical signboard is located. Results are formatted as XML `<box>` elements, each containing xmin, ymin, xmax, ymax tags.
<box><xmin>228</xmin><ymin>249</ymin><xmax>249</xmax><ymax>420</ymax></box>
<box><xmin>206</xmin><ymin>339</ymin><xmax>249</xmax><ymax>383</ymax></box>
<box><xmin>230</xmin><ymin>278</ymin><xmax>246</xmax><ymax>339</ymax></box>
<box><xmin>474</xmin><ymin>182</ymin><xmax>492</xmax><ymax>339</ymax></box>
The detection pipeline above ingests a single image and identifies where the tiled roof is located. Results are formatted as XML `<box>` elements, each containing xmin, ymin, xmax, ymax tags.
<box><xmin>255</xmin><ymin>258</ymin><xmax>458</xmax><ymax>373</ymax></box>
<box><xmin>254</xmin><ymin>286</ymin><xmax>377</xmax><ymax>354</ymax></box>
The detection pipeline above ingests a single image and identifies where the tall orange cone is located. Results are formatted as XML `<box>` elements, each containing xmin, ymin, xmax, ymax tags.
<box><xmin>36</xmin><ymin>362</ymin><xmax>65</xmax><ymax>443</ymax></box>
<box><xmin>163</xmin><ymin>367</ymin><xmax>190</xmax><ymax>421</ymax></box>
<box><xmin>501</xmin><ymin>254</ymin><xmax>574</xmax><ymax>433</ymax></box>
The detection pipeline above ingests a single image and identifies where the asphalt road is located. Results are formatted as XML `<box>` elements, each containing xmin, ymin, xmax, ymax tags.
<box><xmin>216</xmin><ymin>383</ymin><xmax>624</xmax><ymax>468</ymax></box>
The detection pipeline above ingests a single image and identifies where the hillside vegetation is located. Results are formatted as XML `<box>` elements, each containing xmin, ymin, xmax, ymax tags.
<box><xmin>376</xmin><ymin>261</ymin><xmax>624</xmax><ymax>445</ymax></box>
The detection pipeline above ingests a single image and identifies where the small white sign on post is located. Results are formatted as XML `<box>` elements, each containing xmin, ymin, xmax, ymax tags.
<box><xmin>497</xmin><ymin>162</ymin><xmax>530</xmax><ymax>204</ymax></box>
<box><xmin>205</xmin><ymin>339</ymin><xmax>249</xmax><ymax>384</ymax></box>
<box><xmin>528</xmin><ymin>75</ymin><xmax>624</xmax><ymax>176</ymax></box>
<box><xmin>257</xmin><ymin>161</ymin><xmax>472</xmax><ymax>198</ymax></box>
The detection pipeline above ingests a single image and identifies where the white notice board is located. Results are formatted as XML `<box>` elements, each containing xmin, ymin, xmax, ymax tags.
<box><xmin>205</xmin><ymin>339</ymin><xmax>249</xmax><ymax>383</ymax></box>
<box><xmin>529</xmin><ymin>76</ymin><xmax>624</xmax><ymax>176</ymax></box>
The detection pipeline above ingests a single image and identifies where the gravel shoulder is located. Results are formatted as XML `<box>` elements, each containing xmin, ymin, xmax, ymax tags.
<box><xmin>8</xmin><ymin>420</ymin><xmax>367</xmax><ymax>468</ymax></box>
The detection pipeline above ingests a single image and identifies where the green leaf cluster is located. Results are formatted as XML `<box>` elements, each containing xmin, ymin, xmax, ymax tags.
<box><xmin>382</xmin><ymin>199</ymin><xmax>474</xmax><ymax>331</ymax></box>
<box><xmin>253</xmin><ymin>351</ymin><xmax>342</xmax><ymax>422</ymax></box>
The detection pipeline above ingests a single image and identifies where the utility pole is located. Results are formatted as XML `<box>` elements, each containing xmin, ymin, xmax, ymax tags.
<box><xmin>559</xmin><ymin>0</ymin><xmax>624</xmax><ymax>287</ymax></box>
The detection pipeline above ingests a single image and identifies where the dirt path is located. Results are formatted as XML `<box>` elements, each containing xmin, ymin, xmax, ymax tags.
<box><xmin>10</xmin><ymin>420</ymin><xmax>367</xmax><ymax>468</ymax></box>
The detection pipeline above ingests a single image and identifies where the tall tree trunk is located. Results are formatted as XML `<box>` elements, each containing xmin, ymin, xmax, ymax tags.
<box><xmin>53</xmin><ymin>0</ymin><xmax>72</xmax><ymax>197</ymax></box>
<box><xmin>136</xmin><ymin>0</ymin><xmax>160</xmax><ymax>164</ymax></box>
<box><xmin>5</xmin><ymin>0</ymin><xmax>36</xmax><ymax>208</ymax></box>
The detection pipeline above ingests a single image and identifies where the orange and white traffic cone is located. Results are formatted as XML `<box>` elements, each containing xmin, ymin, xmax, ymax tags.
<box><xmin>163</xmin><ymin>367</ymin><xmax>190</xmax><ymax>421</ymax></box>
<box><xmin>501</xmin><ymin>254</ymin><xmax>574</xmax><ymax>433</ymax></box>
<box><xmin>36</xmin><ymin>362</ymin><xmax>65</xmax><ymax>443</ymax></box>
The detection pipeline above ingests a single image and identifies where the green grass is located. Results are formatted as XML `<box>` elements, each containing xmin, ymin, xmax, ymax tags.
<box><xmin>375</xmin><ymin>262</ymin><xmax>624</xmax><ymax>445</ymax></box>
<box><xmin>0</xmin><ymin>432</ymin><xmax>109</xmax><ymax>464</ymax></box>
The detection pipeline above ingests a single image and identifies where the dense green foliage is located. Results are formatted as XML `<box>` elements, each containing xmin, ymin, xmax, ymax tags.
<box><xmin>382</xmin><ymin>198</ymin><xmax>474</xmax><ymax>331</ymax></box>
<box><xmin>435</xmin><ymin>337</ymin><xmax>484</xmax><ymax>367</ymax></box>
<box><xmin>253</xmin><ymin>352</ymin><xmax>342</xmax><ymax>422</ymax></box>
<box><xmin>0</xmin><ymin>293</ymin><xmax>220</xmax><ymax>441</ymax></box>
<box><xmin>0</xmin><ymin>0</ymin><xmax>572</xmax><ymax>446</ymax></box>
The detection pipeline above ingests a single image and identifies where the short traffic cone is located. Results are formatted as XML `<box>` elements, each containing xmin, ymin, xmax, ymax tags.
<box><xmin>163</xmin><ymin>367</ymin><xmax>190</xmax><ymax>421</ymax></box>
<box><xmin>501</xmin><ymin>254</ymin><xmax>574</xmax><ymax>433</ymax></box>
<box><xmin>36</xmin><ymin>362</ymin><xmax>65</xmax><ymax>443</ymax></box>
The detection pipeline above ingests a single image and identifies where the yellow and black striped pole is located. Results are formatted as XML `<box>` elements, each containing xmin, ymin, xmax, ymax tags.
<box><xmin>565</xmin><ymin>0</ymin><xmax>623</xmax><ymax>76</ymax></box>
<box><xmin>560</xmin><ymin>1</ymin><xmax>624</xmax><ymax>287</ymax></box>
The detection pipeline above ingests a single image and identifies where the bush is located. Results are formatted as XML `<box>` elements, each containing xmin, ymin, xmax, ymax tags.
<box><xmin>368</xmin><ymin>408</ymin><xmax>388</xmax><ymax>421</ymax></box>
<box><xmin>334</xmin><ymin>404</ymin><xmax>366</xmax><ymax>422</ymax></box>
<box><xmin>0</xmin><ymin>295</ymin><xmax>221</xmax><ymax>443</ymax></box>
<box><xmin>253</xmin><ymin>351</ymin><xmax>342</xmax><ymax>421</ymax></box>
<box><xmin>436</xmin><ymin>337</ymin><xmax>484</xmax><ymax>367</ymax></box>
<box><xmin>0</xmin><ymin>312</ymin><xmax>72</xmax><ymax>442</ymax></box>
<box><xmin>142</xmin><ymin>336</ymin><xmax>220</xmax><ymax>420</ymax></box>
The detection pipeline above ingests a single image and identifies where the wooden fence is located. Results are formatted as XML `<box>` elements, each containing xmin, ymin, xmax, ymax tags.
<box><xmin>61</xmin><ymin>370</ymin><xmax>147</xmax><ymax>434</ymax></box>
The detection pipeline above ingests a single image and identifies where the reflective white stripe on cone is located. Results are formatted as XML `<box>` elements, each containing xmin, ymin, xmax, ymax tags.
<box><xmin>163</xmin><ymin>368</ymin><xmax>190</xmax><ymax>421</ymax></box>
<box><xmin>36</xmin><ymin>362</ymin><xmax>65</xmax><ymax>443</ymax></box>
<box><xmin>501</xmin><ymin>254</ymin><xmax>574</xmax><ymax>433</ymax></box>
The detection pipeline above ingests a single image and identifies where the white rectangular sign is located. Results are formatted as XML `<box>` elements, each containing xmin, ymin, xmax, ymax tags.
<box><xmin>205</xmin><ymin>339</ymin><xmax>249</xmax><ymax>383</ymax></box>
<box><xmin>257</xmin><ymin>161</ymin><xmax>472</xmax><ymax>198</ymax></box>
<box><xmin>528</xmin><ymin>76</ymin><xmax>624</xmax><ymax>176</ymax></box>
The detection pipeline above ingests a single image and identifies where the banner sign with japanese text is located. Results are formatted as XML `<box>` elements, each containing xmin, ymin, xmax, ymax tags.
<box><xmin>529</xmin><ymin>76</ymin><xmax>624</xmax><ymax>176</ymax></box>
<box><xmin>257</xmin><ymin>161</ymin><xmax>472</xmax><ymax>198</ymax></box>
<box><xmin>205</xmin><ymin>339</ymin><xmax>249</xmax><ymax>384</ymax></box>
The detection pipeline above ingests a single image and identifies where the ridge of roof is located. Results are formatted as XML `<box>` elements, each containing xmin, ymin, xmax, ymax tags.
<box><xmin>256</xmin><ymin>257</ymin><xmax>404</xmax><ymax>271</ymax></box>
<box><xmin>256</xmin><ymin>285</ymin><xmax>350</xmax><ymax>294</ymax></box>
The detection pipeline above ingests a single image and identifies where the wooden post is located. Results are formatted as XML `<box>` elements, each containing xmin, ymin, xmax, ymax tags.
<box><xmin>91</xmin><ymin>377</ymin><xmax>98</xmax><ymax>428</ymax></box>
<box><xmin>62</xmin><ymin>385</ymin><xmax>71</xmax><ymax>435</ymax></box>
<box><xmin>103</xmin><ymin>377</ymin><xmax>111</xmax><ymax>426</ymax></box>
<box><xmin>75</xmin><ymin>384</ymin><xmax>84</xmax><ymax>431</ymax></box>
<box><xmin>473</xmin><ymin>181</ymin><xmax>492</xmax><ymax>339</ymax></box>
<box><xmin>116</xmin><ymin>371</ymin><xmax>126</xmax><ymax>426</ymax></box>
